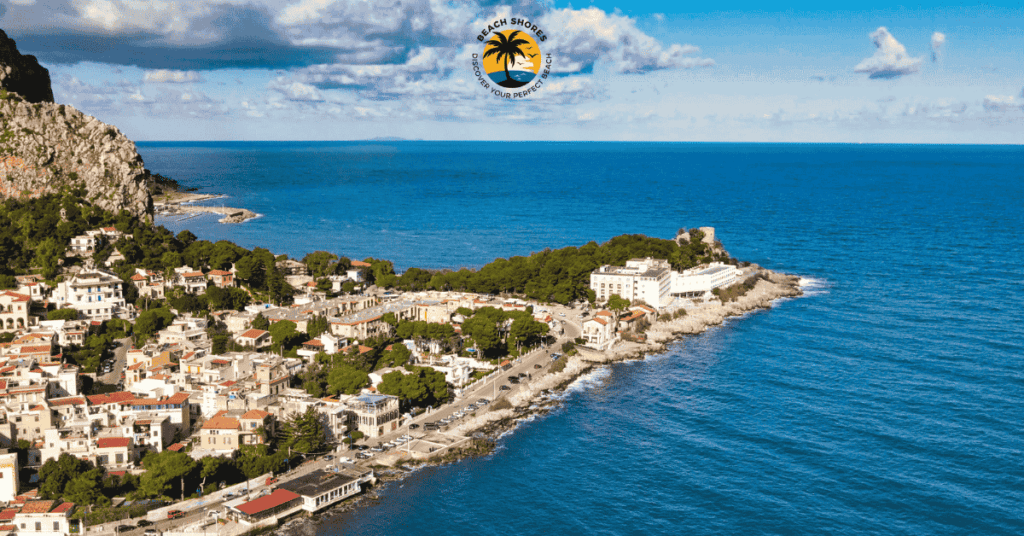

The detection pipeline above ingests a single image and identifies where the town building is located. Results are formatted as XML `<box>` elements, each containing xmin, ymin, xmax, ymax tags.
<box><xmin>670</xmin><ymin>262</ymin><xmax>741</xmax><ymax>299</ymax></box>
<box><xmin>582</xmin><ymin>311</ymin><xmax>617</xmax><ymax>350</ymax></box>
<box><xmin>51</xmin><ymin>270</ymin><xmax>128</xmax><ymax>321</ymax></box>
<box><xmin>11</xmin><ymin>500</ymin><xmax>80</xmax><ymax>536</ymax></box>
<box><xmin>589</xmin><ymin>258</ymin><xmax>672</xmax><ymax>308</ymax></box>
<box><xmin>0</xmin><ymin>450</ymin><xmax>18</xmax><ymax>503</ymax></box>
<box><xmin>236</xmin><ymin>329</ymin><xmax>271</xmax><ymax>349</ymax></box>
<box><xmin>347</xmin><ymin>394</ymin><xmax>399</xmax><ymax>438</ymax></box>
<box><xmin>277</xmin><ymin>467</ymin><xmax>374</xmax><ymax>513</ymax></box>
<box><xmin>0</xmin><ymin>292</ymin><xmax>31</xmax><ymax>332</ymax></box>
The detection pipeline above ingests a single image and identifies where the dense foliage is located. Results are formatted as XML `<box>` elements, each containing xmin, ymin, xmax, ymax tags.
<box><xmin>381</xmin><ymin>232</ymin><xmax>729</xmax><ymax>304</ymax></box>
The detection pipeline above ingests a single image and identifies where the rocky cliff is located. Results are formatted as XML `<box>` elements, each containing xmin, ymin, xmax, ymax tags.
<box><xmin>0</xmin><ymin>29</ymin><xmax>151</xmax><ymax>218</ymax></box>
<box><xmin>0</xmin><ymin>30</ymin><xmax>53</xmax><ymax>104</ymax></box>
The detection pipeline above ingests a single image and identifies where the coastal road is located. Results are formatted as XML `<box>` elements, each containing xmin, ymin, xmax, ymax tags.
<box><xmin>360</xmin><ymin>304</ymin><xmax>585</xmax><ymax>452</ymax></box>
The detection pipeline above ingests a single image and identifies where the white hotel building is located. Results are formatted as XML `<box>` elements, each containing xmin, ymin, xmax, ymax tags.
<box><xmin>52</xmin><ymin>270</ymin><xmax>128</xmax><ymax>321</ymax></box>
<box><xmin>670</xmin><ymin>262</ymin><xmax>740</xmax><ymax>299</ymax></box>
<box><xmin>589</xmin><ymin>258</ymin><xmax>672</xmax><ymax>309</ymax></box>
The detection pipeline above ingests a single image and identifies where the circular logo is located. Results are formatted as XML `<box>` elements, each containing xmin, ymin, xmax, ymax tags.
<box><xmin>482</xmin><ymin>30</ymin><xmax>541</xmax><ymax>89</ymax></box>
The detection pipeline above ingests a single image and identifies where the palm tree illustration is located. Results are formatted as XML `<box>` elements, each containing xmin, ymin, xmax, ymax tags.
<box><xmin>484</xmin><ymin>31</ymin><xmax>531</xmax><ymax>87</ymax></box>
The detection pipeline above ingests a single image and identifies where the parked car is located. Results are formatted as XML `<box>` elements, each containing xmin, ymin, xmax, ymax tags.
<box><xmin>477</xmin><ymin>398</ymin><xmax>490</xmax><ymax>405</ymax></box>
<box><xmin>117</xmin><ymin>525</ymin><xmax>133</xmax><ymax>533</ymax></box>
<box><xmin>137</xmin><ymin>520</ymin><xmax>153</xmax><ymax>527</ymax></box>
<box><xmin>167</xmin><ymin>510</ymin><xmax>185</xmax><ymax>520</ymax></box>
<box><xmin>500</xmin><ymin>385</ymin><xmax>511</xmax><ymax>391</ymax></box>
<box><xmin>518</xmin><ymin>372</ymin><xmax>527</xmax><ymax>378</ymax></box>
<box><xmin>143</xmin><ymin>529</ymin><xmax>158</xmax><ymax>536</ymax></box>
<box><xmin>409</xmin><ymin>423</ymin><xmax>420</xmax><ymax>430</ymax></box>
<box><xmin>534</xmin><ymin>364</ymin><xmax>543</xmax><ymax>369</ymax></box>
<box><xmin>324</xmin><ymin>455</ymin><xmax>334</xmax><ymax>461</ymax></box>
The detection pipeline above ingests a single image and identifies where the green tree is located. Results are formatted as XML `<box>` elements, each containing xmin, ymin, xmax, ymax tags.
<box><xmin>133</xmin><ymin>308</ymin><xmax>175</xmax><ymax>343</ymax></box>
<box><xmin>302</xmin><ymin>251</ymin><xmax>337</xmax><ymax>278</ymax></box>
<box><xmin>198</xmin><ymin>456</ymin><xmax>228</xmax><ymax>490</ymax></box>
<box><xmin>47</xmin><ymin>308</ymin><xmax>80</xmax><ymax>321</ymax></box>
<box><xmin>251</xmin><ymin>313</ymin><xmax>269</xmax><ymax>331</ymax></box>
<box><xmin>236</xmin><ymin>445</ymin><xmax>286</xmax><ymax>479</ymax></box>
<box><xmin>280</xmin><ymin>407</ymin><xmax>326</xmax><ymax>454</ymax></box>
<box><xmin>607</xmin><ymin>293</ymin><xmax>630</xmax><ymax>313</ymax></box>
<box><xmin>138</xmin><ymin>450</ymin><xmax>196</xmax><ymax>500</ymax></box>
<box><xmin>63</xmin><ymin>468</ymin><xmax>110</xmax><ymax>506</ymax></box>
<box><xmin>306</xmin><ymin>316</ymin><xmax>329</xmax><ymax>339</ymax></box>
<box><xmin>327</xmin><ymin>365</ymin><xmax>369</xmax><ymax>395</ymax></box>
<box><xmin>38</xmin><ymin>454</ymin><xmax>91</xmax><ymax>500</ymax></box>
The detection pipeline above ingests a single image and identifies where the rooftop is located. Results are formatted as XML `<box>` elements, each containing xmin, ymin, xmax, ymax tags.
<box><xmin>278</xmin><ymin>469</ymin><xmax>357</xmax><ymax>497</ymax></box>
<box><xmin>234</xmin><ymin>489</ymin><xmax>301</xmax><ymax>516</ymax></box>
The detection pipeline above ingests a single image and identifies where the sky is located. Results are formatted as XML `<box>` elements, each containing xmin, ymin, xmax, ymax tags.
<box><xmin>3</xmin><ymin>0</ymin><xmax>1023</xmax><ymax>143</ymax></box>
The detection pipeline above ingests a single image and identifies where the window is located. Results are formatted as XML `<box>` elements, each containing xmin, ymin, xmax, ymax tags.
<box><xmin>35</xmin><ymin>522</ymin><xmax>41</xmax><ymax>531</ymax></box>
<box><xmin>54</xmin><ymin>522</ymin><xmax>60</xmax><ymax>531</ymax></box>
<box><xmin>116</xmin><ymin>453</ymin><xmax>123</xmax><ymax>463</ymax></box>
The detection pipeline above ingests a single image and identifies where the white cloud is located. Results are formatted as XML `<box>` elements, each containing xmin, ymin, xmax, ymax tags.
<box><xmin>144</xmin><ymin>70</ymin><xmax>203</xmax><ymax>83</ymax></box>
<box><xmin>854</xmin><ymin>27</ymin><xmax>923</xmax><ymax>79</ymax></box>
<box><xmin>268</xmin><ymin>79</ymin><xmax>325</xmax><ymax>102</ymax></box>
<box><xmin>931</xmin><ymin>32</ymin><xmax>946</xmax><ymax>62</ymax></box>
<box><xmin>540</xmin><ymin>7</ymin><xmax>714</xmax><ymax>74</ymax></box>
<box><xmin>983</xmin><ymin>95</ymin><xmax>1022</xmax><ymax>112</ymax></box>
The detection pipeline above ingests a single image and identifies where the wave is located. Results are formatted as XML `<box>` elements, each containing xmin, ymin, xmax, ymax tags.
<box><xmin>798</xmin><ymin>276</ymin><xmax>831</xmax><ymax>296</ymax></box>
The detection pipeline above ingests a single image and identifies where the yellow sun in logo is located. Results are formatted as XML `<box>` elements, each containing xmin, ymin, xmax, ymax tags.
<box><xmin>483</xmin><ymin>30</ymin><xmax>541</xmax><ymax>89</ymax></box>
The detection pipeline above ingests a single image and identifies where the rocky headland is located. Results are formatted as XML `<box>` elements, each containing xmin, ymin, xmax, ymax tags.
<box><xmin>0</xmin><ymin>29</ymin><xmax>151</xmax><ymax>218</ymax></box>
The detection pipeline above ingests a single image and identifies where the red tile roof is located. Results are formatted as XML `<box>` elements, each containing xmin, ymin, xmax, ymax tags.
<box><xmin>235</xmin><ymin>489</ymin><xmax>301</xmax><ymax>516</ymax></box>
<box><xmin>241</xmin><ymin>409</ymin><xmax>270</xmax><ymax>420</ymax></box>
<box><xmin>202</xmin><ymin>416</ymin><xmax>239</xmax><ymax>430</ymax></box>
<box><xmin>238</xmin><ymin>329</ymin><xmax>268</xmax><ymax>339</ymax></box>
<box><xmin>51</xmin><ymin>503</ymin><xmax>75</xmax><ymax>514</ymax></box>
<box><xmin>0</xmin><ymin>509</ymin><xmax>18</xmax><ymax>521</ymax></box>
<box><xmin>96</xmin><ymin>437</ymin><xmax>130</xmax><ymax>449</ymax></box>
<box><xmin>210</xmin><ymin>359</ymin><xmax>230</xmax><ymax>365</ymax></box>
<box><xmin>350</xmin><ymin>260</ymin><xmax>371</xmax><ymax>267</ymax></box>
<box><xmin>0</xmin><ymin>292</ymin><xmax>30</xmax><ymax>302</ymax></box>
<box><xmin>182</xmin><ymin>271</ymin><xmax>204</xmax><ymax>278</ymax></box>
<box><xmin>19</xmin><ymin>500</ymin><xmax>55</xmax><ymax>514</ymax></box>
<box><xmin>48</xmin><ymin>397</ymin><xmax>86</xmax><ymax>406</ymax></box>
<box><xmin>302</xmin><ymin>339</ymin><xmax>323</xmax><ymax>347</ymax></box>
<box><xmin>166</xmin><ymin>443</ymin><xmax>185</xmax><ymax>452</ymax></box>
<box><xmin>130</xmin><ymin>274</ymin><xmax>146</xmax><ymax>281</ymax></box>
<box><xmin>86</xmin><ymin>391</ymin><xmax>135</xmax><ymax>405</ymax></box>
<box><xmin>208</xmin><ymin>270</ymin><xmax>232</xmax><ymax>276</ymax></box>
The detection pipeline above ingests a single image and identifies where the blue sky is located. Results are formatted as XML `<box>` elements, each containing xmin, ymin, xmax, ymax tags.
<box><xmin>3</xmin><ymin>0</ymin><xmax>1022</xmax><ymax>142</ymax></box>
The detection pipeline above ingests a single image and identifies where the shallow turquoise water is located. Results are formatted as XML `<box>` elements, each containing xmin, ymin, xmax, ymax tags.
<box><xmin>139</xmin><ymin>142</ymin><xmax>1024</xmax><ymax>535</ymax></box>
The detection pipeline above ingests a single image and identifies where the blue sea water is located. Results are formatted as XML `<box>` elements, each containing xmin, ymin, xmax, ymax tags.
<box><xmin>138</xmin><ymin>142</ymin><xmax>1024</xmax><ymax>535</ymax></box>
<box><xmin>486</xmin><ymin>70</ymin><xmax>536</xmax><ymax>84</ymax></box>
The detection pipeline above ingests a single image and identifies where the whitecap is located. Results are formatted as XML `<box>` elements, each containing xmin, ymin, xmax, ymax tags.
<box><xmin>797</xmin><ymin>276</ymin><xmax>832</xmax><ymax>296</ymax></box>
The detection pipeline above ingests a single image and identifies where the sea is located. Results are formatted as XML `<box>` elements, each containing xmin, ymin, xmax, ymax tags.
<box><xmin>140</xmin><ymin>142</ymin><xmax>1024</xmax><ymax>535</ymax></box>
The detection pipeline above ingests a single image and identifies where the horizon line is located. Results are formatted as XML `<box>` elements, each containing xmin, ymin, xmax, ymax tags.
<box><xmin>134</xmin><ymin>140</ymin><xmax>1024</xmax><ymax>147</ymax></box>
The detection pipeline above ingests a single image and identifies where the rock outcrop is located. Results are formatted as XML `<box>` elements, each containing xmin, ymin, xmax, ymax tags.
<box><xmin>0</xmin><ymin>30</ymin><xmax>53</xmax><ymax>104</ymax></box>
<box><xmin>0</xmin><ymin>29</ymin><xmax>151</xmax><ymax>218</ymax></box>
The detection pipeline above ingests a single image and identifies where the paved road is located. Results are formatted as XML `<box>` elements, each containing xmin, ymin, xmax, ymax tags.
<box><xmin>358</xmin><ymin>303</ymin><xmax>586</xmax><ymax>453</ymax></box>
<box><xmin>97</xmin><ymin>337</ymin><xmax>130</xmax><ymax>386</ymax></box>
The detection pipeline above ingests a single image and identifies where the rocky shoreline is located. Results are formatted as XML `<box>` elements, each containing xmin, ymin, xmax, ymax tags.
<box><xmin>271</xmin><ymin>268</ymin><xmax>805</xmax><ymax>536</ymax></box>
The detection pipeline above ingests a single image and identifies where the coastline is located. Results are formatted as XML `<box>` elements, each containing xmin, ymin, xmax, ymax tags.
<box><xmin>274</xmin><ymin>267</ymin><xmax>805</xmax><ymax>536</ymax></box>
<box><xmin>152</xmin><ymin>191</ymin><xmax>260</xmax><ymax>224</ymax></box>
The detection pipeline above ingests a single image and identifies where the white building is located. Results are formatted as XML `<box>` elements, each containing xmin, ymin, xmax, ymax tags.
<box><xmin>670</xmin><ymin>262</ymin><xmax>740</xmax><ymax>299</ymax></box>
<box><xmin>51</xmin><ymin>270</ymin><xmax>128</xmax><ymax>321</ymax></box>
<box><xmin>0</xmin><ymin>450</ymin><xmax>18</xmax><ymax>503</ymax></box>
<box><xmin>157</xmin><ymin>315</ymin><xmax>210</xmax><ymax>347</ymax></box>
<box><xmin>589</xmin><ymin>258</ymin><xmax>672</xmax><ymax>308</ymax></box>
<box><xmin>0</xmin><ymin>291</ymin><xmax>31</xmax><ymax>332</ymax></box>
<box><xmin>581</xmin><ymin>311</ymin><xmax>617</xmax><ymax>350</ymax></box>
